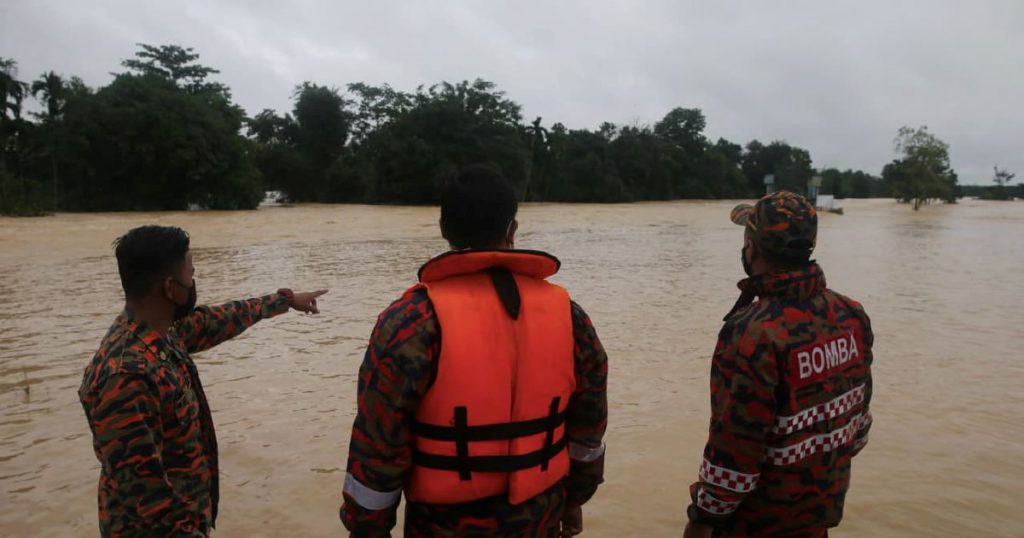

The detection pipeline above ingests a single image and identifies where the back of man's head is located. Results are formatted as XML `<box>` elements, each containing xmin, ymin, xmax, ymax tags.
<box><xmin>113</xmin><ymin>225</ymin><xmax>190</xmax><ymax>300</ymax></box>
<box><xmin>439</xmin><ymin>165</ymin><xmax>518</xmax><ymax>250</ymax></box>
<box><xmin>731</xmin><ymin>191</ymin><xmax>817</xmax><ymax>270</ymax></box>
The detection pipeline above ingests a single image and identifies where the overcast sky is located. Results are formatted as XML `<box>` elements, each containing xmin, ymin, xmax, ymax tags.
<box><xmin>3</xmin><ymin>0</ymin><xmax>1022</xmax><ymax>184</ymax></box>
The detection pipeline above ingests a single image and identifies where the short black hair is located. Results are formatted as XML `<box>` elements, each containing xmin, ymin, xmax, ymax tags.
<box><xmin>439</xmin><ymin>165</ymin><xmax>518</xmax><ymax>250</ymax></box>
<box><xmin>113</xmin><ymin>225</ymin><xmax>191</xmax><ymax>300</ymax></box>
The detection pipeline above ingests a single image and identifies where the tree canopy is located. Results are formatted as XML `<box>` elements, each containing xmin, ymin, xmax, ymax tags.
<box><xmin>882</xmin><ymin>126</ymin><xmax>959</xmax><ymax>210</ymax></box>
<box><xmin>3</xmin><ymin>44</ymin><xmax>971</xmax><ymax>216</ymax></box>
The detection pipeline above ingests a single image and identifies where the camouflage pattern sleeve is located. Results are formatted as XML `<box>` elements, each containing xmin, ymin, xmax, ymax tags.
<box><xmin>340</xmin><ymin>289</ymin><xmax>440</xmax><ymax>537</ymax></box>
<box><xmin>88</xmin><ymin>372</ymin><xmax>205</xmax><ymax>537</ymax></box>
<box><xmin>849</xmin><ymin>304</ymin><xmax>873</xmax><ymax>457</ymax></box>
<box><xmin>564</xmin><ymin>301</ymin><xmax>609</xmax><ymax>507</ymax></box>
<box><xmin>689</xmin><ymin>314</ymin><xmax>779</xmax><ymax>525</ymax></box>
<box><xmin>174</xmin><ymin>293</ymin><xmax>290</xmax><ymax>354</ymax></box>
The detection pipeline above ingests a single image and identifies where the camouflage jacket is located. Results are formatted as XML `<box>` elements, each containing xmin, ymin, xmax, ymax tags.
<box><xmin>79</xmin><ymin>294</ymin><xmax>290</xmax><ymax>537</ymax></box>
<box><xmin>340</xmin><ymin>287</ymin><xmax>608</xmax><ymax>537</ymax></box>
<box><xmin>688</xmin><ymin>263</ymin><xmax>873</xmax><ymax>537</ymax></box>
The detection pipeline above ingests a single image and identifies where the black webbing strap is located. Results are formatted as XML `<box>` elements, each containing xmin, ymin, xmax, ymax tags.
<box><xmin>454</xmin><ymin>406</ymin><xmax>471</xmax><ymax>480</ymax></box>
<box><xmin>412</xmin><ymin>410</ymin><xmax>567</xmax><ymax>442</ymax></box>
<box><xmin>541</xmin><ymin>397</ymin><xmax>560</xmax><ymax>471</ymax></box>
<box><xmin>414</xmin><ymin>397</ymin><xmax>566</xmax><ymax>479</ymax></box>
<box><xmin>486</xmin><ymin>267</ymin><xmax>521</xmax><ymax>320</ymax></box>
<box><xmin>413</xmin><ymin>437</ymin><xmax>569</xmax><ymax>475</ymax></box>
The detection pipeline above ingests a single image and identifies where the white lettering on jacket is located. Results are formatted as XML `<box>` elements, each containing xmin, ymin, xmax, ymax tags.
<box><xmin>794</xmin><ymin>331</ymin><xmax>861</xmax><ymax>382</ymax></box>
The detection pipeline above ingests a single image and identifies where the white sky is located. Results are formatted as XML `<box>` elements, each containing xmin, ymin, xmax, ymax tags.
<box><xmin>3</xmin><ymin>0</ymin><xmax>1022</xmax><ymax>184</ymax></box>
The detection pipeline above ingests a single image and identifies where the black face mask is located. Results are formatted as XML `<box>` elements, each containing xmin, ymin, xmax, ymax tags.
<box><xmin>172</xmin><ymin>278</ymin><xmax>197</xmax><ymax>321</ymax></box>
<box><xmin>726</xmin><ymin>245</ymin><xmax>758</xmax><ymax>321</ymax></box>
<box><xmin>741</xmin><ymin>244</ymin><xmax>754</xmax><ymax>277</ymax></box>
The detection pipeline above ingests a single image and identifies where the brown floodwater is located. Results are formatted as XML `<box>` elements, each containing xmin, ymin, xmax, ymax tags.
<box><xmin>1</xmin><ymin>199</ymin><xmax>1022</xmax><ymax>537</ymax></box>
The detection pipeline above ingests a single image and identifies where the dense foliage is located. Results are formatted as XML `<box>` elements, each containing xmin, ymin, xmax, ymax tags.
<box><xmin>3</xmin><ymin>44</ymin><xmax>999</xmax><ymax>216</ymax></box>
<box><xmin>881</xmin><ymin>126</ymin><xmax>960</xmax><ymax>210</ymax></box>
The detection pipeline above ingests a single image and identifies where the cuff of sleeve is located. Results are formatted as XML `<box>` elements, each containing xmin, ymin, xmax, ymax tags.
<box><xmin>343</xmin><ymin>474</ymin><xmax>402</xmax><ymax>510</ymax></box>
<box><xmin>687</xmin><ymin>484</ymin><xmax>731</xmax><ymax>529</ymax></box>
<box><xmin>565</xmin><ymin>456</ymin><xmax>605</xmax><ymax>506</ymax></box>
<box><xmin>262</xmin><ymin>291</ymin><xmax>292</xmax><ymax>318</ymax></box>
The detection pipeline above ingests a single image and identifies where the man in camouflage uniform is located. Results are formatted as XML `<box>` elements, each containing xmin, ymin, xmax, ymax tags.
<box><xmin>684</xmin><ymin>192</ymin><xmax>874</xmax><ymax>538</ymax></box>
<box><xmin>79</xmin><ymin>225</ymin><xmax>326</xmax><ymax>537</ymax></box>
<box><xmin>340</xmin><ymin>165</ymin><xmax>608</xmax><ymax>537</ymax></box>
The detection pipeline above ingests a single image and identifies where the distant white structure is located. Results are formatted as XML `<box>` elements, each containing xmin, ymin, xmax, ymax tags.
<box><xmin>816</xmin><ymin>194</ymin><xmax>837</xmax><ymax>210</ymax></box>
<box><xmin>808</xmin><ymin>176</ymin><xmax>823</xmax><ymax>205</ymax></box>
<box><xmin>260</xmin><ymin>191</ymin><xmax>285</xmax><ymax>207</ymax></box>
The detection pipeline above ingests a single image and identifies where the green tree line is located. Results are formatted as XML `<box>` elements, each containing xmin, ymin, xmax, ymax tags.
<box><xmin>2</xmin><ymin>44</ymin><xmax>979</xmax><ymax>216</ymax></box>
<box><xmin>962</xmin><ymin>167</ymin><xmax>1021</xmax><ymax>200</ymax></box>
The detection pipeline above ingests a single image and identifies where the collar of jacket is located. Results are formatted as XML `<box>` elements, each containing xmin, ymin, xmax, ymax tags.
<box><xmin>418</xmin><ymin>249</ymin><xmax>561</xmax><ymax>283</ymax></box>
<box><xmin>739</xmin><ymin>262</ymin><xmax>827</xmax><ymax>301</ymax></box>
<box><xmin>119</xmin><ymin>307</ymin><xmax>171</xmax><ymax>357</ymax></box>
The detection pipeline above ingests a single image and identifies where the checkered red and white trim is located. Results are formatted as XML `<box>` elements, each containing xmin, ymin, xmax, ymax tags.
<box><xmin>772</xmin><ymin>384</ymin><xmax>866</xmax><ymax>435</ymax></box>
<box><xmin>696</xmin><ymin>486</ymin><xmax>741</xmax><ymax>516</ymax></box>
<box><xmin>764</xmin><ymin>411</ymin><xmax>872</xmax><ymax>466</ymax></box>
<box><xmin>700</xmin><ymin>459</ymin><xmax>760</xmax><ymax>493</ymax></box>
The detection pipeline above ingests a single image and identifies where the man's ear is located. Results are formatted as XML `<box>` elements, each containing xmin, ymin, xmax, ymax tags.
<box><xmin>506</xmin><ymin>219</ymin><xmax>518</xmax><ymax>246</ymax></box>
<box><xmin>162</xmin><ymin>277</ymin><xmax>175</xmax><ymax>301</ymax></box>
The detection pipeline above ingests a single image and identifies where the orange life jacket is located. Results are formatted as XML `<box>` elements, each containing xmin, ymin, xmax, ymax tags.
<box><xmin>405</xmin><ymin>249</ymin><xmax>576</xmax><ymax>506</ymax></box>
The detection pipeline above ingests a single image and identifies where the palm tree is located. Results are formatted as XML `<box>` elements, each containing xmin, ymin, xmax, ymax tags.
<box><xmin>0</xmin><ymin>58</ymin><xmax>29</xmax><ymax>122</ymax></box>
<box><xmin>523</xmin><ymin>117</ymin><xmax>549</xmax><ymax>201</ymax></box>
<box><xmin>1</xmin><ymin>58</ymin><xmax>30</xmax><ymax>207</ymax></box>
<box><xmin>31</xmin><ymin>71</ymin><xmax>65</xmax><ymax>119</ymax></box>
<box><xmin>31</xmin><ymin>71</ymin><xmax>66</xmax><ymax>211</ymax></box>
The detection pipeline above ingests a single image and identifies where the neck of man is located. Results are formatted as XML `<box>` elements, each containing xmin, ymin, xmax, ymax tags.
<box><xmin>450</xmin><ymin>241</ymin><xmax>512</xmax><ymax>251</ymax></box>
<box><xmin>127</xmin><ymin>298</ymin><xmax>173</xmax><ymax>336</ymax></box>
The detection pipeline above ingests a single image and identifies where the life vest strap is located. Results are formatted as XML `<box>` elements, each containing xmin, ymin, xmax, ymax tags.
<box><xmin>412</xmin><ymin>410</ymin><xmax>567</xmax><ymax>442</ymax></box>
<box><xmin>413</xmin><ymin>396</ymin><xmax>566</xmax><ymax>481</ymax></box>
<box><xmin>412</xmin><ymin>436</ymin><xmax>568</xmax><ymax>475</ymax></box>
<box><xmin>540</xmin><ymin>397</ymin><xmax>560</xmax><ymax>471</ymax></box>
<box><xmin>485</xmin><ymin>267</ymin><xmax>521</xmax><ymax>320</ymax></box>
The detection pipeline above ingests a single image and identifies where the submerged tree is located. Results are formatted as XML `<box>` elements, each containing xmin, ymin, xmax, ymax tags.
<box><xmin>883</xmin><ymin>126</ymin><xmax>958</xmax><ymax>210</ymax></box>
<box><xmin>991</xmin><ymin>166</ymin><xmax>1016</xmax><ymax>200</ymax></box>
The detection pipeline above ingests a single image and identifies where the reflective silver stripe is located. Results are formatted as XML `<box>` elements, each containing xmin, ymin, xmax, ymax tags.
<box><xmin>852</xmin><ymin>434</ymin><xmax>869</xmax><ymax>453</ymax></box>
<box><xmin>765</xmin><ymin>411</ymin><xmax>872</xmax><ymax>466</ymax></box>
<box><xmin>696</xmin><ymin>486</ymin><xmax>741</xmax><ymax>515</ymax></box>
<box><xmin>772</xmin><ymin>384</ymin><xmax>866</xmax><ymax>435</ymax></box>
<box><xmin>343</xmin><ymin>474</ymin><xmax>401</xmax><ymax>510</ymax></box>
<box><xmin>700</xmin><ymin>459</ymin><xmax>759</xmax><ymax>493</ymax></box>
<box><xmin>568</xmin><ymin>441</ymin><xmax>606</xmax><ymax>462</ymax></box>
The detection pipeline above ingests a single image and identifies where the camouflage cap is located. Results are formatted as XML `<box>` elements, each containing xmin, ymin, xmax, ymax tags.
<box><xmin>730</xmin><ymin>191</ymin><xmax>817</xmax><ymax>258</ymax></box>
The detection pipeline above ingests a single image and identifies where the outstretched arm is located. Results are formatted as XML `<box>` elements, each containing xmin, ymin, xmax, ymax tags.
<box><xmin>175</xmin><ymin>289</ymin><xmax>326</xmax><ymax>353</ymax></box>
